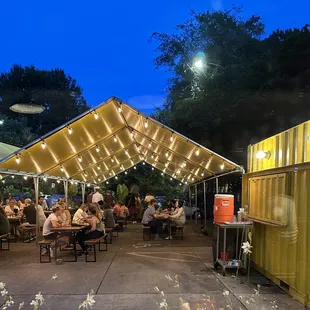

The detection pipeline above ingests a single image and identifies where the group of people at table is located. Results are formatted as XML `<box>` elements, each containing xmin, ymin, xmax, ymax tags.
<box><xmin>141</xmin><ymin>198</ymin><xmax>186</xmax><ymax>240</ymax></box>
<box><xmin>0</xmin><ymin>188</ymin><xmax>186</xmax><ymax>257</ymax></box>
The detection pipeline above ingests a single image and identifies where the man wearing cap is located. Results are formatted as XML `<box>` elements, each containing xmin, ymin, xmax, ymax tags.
<box><xmin>92</xmin><ymin>187</ymin><xmax>104</xmax><ymax>203</ymax></box>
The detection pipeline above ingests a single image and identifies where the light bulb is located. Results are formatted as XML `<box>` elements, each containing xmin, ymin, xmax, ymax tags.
<box><xmin>144</xmin><ymin>119</ymin><xmax>148</xmax><ymax>128</ymax></box>
<box><xmin>41</xmin><ymin>141</ymin><xmax>46</xmax><ymax>149</ymax></box>
<box><xmin>125</xmin><ymin>171</ymin><xmax>128</xmax><ymax>175</ymax></box>
<box><xmin>179</xmin><ymin>183</ymin><xmax>182</xmax><ymax>186</ymax></box>
<box><xmin>23</xmin><ymin>176</ymin><xmax>28</xmax><ymax>180</ymax></box>
<box><xmin>185</xmin><ymin>181</ymin><xmax>188</xmax><ymax>185</ymax></box>
<box><xmin>11</xmin><ymin>176</ymin><xmax>15</xmax><ymax>179</ymax></box>
<box><xmin>161</xmin><ymin>173</ymin><xmax>164</xmax><ymax>176</ymax></box>
<box><xmin>98</xmin><ymin>178</ymin><xmax>101</xmax><ymax>182</ymax></box>
<box><xmin>94</xmin><ymin>111</ymin><xmax>99</xmax><ymax>119</ymax></box>
<box><xmin>118</xmin><ymin>105</ymin><xmax>122</xmax><ymax>113</ymax></box>
<box><xmin>143</xmin><ymin>162</ymin><xmax>145</xmax><ymax>165</ymax></box>
<box><xmin>192</xmin><ymin>177</ymin><xmax>194</xmax><ymax>181</ymax></box>
<box><xmin>68</xmin><ymin>127</ymin><xmax>73</xmax><ymax>135</ymax></box>
<box><xmin>111</xmin><ymin>158</ymin><xmax>114</xmax><ymax>163</ymax></box>
<box><xmin>109</xmin><ymin>172</ymin><xmax>112</xmax><ymax>176</ymax></box>
<box><xmin>96</xmin><ymin>146</ymin><xmax>100</xmax><ymax>153</ymax></box>
<box><xmin>165</xmin><ymin>151</ymin><xmax>169</xmax><ymax>158</ymax></box>
<box><xmin>106</xmin><ymin>181</ymin><xmax>109</xmax><ymax>184</ymax></box>
<box><xmin>220</xmin><ymin>163</ymin><xmax>225</xmax><ymax>170</ymax></box>
<box><xmin>195</xmin><ymin>148</ymin><xmax>200</xmax><ymax>156</ymax></box>
<box><xmin>152</xmin><ymin>167</ymin><xmax>154</xmax><ymax>170</ymax></box>
<box><xmin>170</xmin><ymin>178</ymin><xmax>172</xmax><ymax>181</ymax></box>
<box><xmin>201</xmin><ymin>172</ymin><xmax>204</xmax><ymax>177</ymax></box>
<box><xmin>134</xmin><ymin>166</ymin><xmax>137</xmax><ymax>170</ymax></box>
<box><xmin>130</xmin><ymin>130</ymin><xmax>134</xmax><ymax>137</ymax></box>
<box><xmin>97</xmin><ymin>166</ymin><xmax>101</xmax><ymax>170</ymax></box>
<box><xmin>170</xmin><ymin>134</ymin><xmax>174</xmax><ymax>142</ymax></box>
<box><xmin>125</xmin><ymin>150</ymin><xmax>129</xmax><ymax>155</ymax></box>
<box><xmin>78</xmin><ymin>156</ymin><xmax>82</xmax><ymax>162</ymax></box>
<box><xmin>114</xmin><ymin>136</ymin><xmax>118</xmax><ymax>143</ymax></box>
<box><xmin>16</xmin><ymin>156</ymin><xmax>20</xmax><ymax>164</ymax></box>
<box><xmin>151</xmin><ymin>154</ymin><xmax>154</xmax><ymax>159</ymax></box>
<box><xmin>115</xmin><ymin>176</ymin><xmax>118</xmax><ymax>179</ymax></box>
<box><xmin>87</xmin><ymin>183</ymin><xmax>90</xmax><ymax>187</ymax></box>
<box><xmin>57</xmin><ymin>180</ymin><xmax>60</xmax><ymax>184</ymax></box>
<box><xmin>43</xmin><ymin>177</ymin><xmax>47</xmax><ymax>182</ymax></box>
<box><xmin>2</xmin><ymin>180</ymin><xmax>5</xmax><ymax>183</ymax></box>
<box><xmin>60</xmin><ymin>166</ymin><xmax>64</xmax><ymax>172</ymax></box>
<box><xmin>121</xmin><ymin>166</ymin><xmax>124</xmax><ymax>170</ymax></box>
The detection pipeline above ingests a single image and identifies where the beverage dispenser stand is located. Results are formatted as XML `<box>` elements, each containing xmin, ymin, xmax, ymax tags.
<box><xmin>214</xmin><ymin>222</ymin><xmax>253</xmax><ymax>276</ymax></box>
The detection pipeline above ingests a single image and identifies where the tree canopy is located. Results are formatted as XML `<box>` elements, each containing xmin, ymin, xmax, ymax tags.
<box><xmin>151</xmin><ymin>8</ymin><xmax>310</xmax><ymax>167</ymax></box>
<box><xmin>0</xmin><ymin>65</ymin><xmax>89</xmax><ymax>137</ymax></box>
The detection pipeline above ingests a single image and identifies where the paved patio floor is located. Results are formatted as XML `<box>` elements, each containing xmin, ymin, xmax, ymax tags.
<box><xmin>0</xmin><ymin>223</ymin><xmax>307</xmax><ymax>310</ymax></box>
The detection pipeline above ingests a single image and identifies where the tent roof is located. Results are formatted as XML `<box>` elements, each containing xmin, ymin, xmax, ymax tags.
<box><xmin>0</xmin><ymin>142</ymin><xmax>19</xmax><ymax>160</ymax></box>
<box><xmin>0</xmin><ymin>97</ymin><xmax>243</xmax><ymax>184</ymax></box>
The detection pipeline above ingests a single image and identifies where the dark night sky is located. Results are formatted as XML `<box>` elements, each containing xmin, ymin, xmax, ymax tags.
<box><xmin>0</xmin><ymin>0</ymin><xmax>308</xmax><ymax>114</ymax></box>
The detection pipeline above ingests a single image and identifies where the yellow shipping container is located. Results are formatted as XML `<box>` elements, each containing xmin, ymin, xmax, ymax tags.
<box><xmin>243</xmin><ymin>120</ymin><xmax>310</xmax><ymax>307</ymax></box>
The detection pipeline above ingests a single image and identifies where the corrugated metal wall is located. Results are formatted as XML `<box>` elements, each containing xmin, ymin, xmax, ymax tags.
<box><xmin>243</xmin><ymin>164</ymin><xmax>310</xmax><ymax>307</ymax></box>
<box><xmin>248</xmin><ymin>120</ymin><xmax>310</xmax><ymax>173</ymax></box>
<box><xmin>245</xmin><ymin>120</ymin><xmax>310</xmax><ymax>307</ymax></box>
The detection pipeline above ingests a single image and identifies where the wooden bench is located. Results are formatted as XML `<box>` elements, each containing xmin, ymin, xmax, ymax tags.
<box><xmin>21</xmin><ymin>225</ymin><xmax>36</xmax><ymax>243</ymax></box>
<box><xmin>39</xmin><ymin>239</ymin><xmax>54</xmax><ymax>263</ymax></box>
<box><xmin>142</xmin><ymin>225</ymin><xmax>151</xmax><ymax>241</ymax></box>
<box><xmin>0</xmin><ymin>234</ymin><xmax>10</xmax><ymax>251</ymax></box>
<box><xmin>105</xmin><ymin>227</ymin><xmax>118</xmax><ymax>243</ymax></box>
<box><xmin>175</xmin><ymin>226</ymin><xmax>184</xmax><ymax>240</ymax></box>
<box><xmin>84</xmin><ymin>234</ymin><xmax>108</xmax><ymax>262</ymax></box>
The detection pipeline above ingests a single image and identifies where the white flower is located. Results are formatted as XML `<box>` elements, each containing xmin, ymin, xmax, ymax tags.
<box><xmin>79</xmin><ymin>291</ymin><xmax>96</xmax><ymax>309</ymax></box>
<box><xmin>1</xmin><ymin>288</ymin><xmax>8</xmax><ymax>296</ymax></box>
<box><xmin>51</xmin><ymin>274</ymin><xmax>57</xmax><ymax>280</ymax></box>
<box><xmin>159</xmin><ymin>300</ymin><xmax>168</xmax><ymax>309</ymax></box>
<box><xmin>2</xmin><ymin>297</ymin><xmax>14</xmax><ymax>309</ymax></box>
<box><xmin>0</xmin><ymin>282</ymin><xmax>6</xmax><ymax>290</ymax></box>
<box><xmin>223</xmin><ymin>290</ymin><xmax>230</xmax><ymax>296</ymax></box>
<box><xmin>241</xmin><ymin>241</ymin><xmax>253</xmax><ymax>255</ymax></box>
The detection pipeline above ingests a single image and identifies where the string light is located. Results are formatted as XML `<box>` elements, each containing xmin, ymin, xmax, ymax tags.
<box><xmin>192</xmin><ymin>177</ymin><xmax>194</xmax><ymax>181</ymax></box>
<box><xmin>125</xmin><ymin>149</ymin><xmax>129</xmax><ymax>155</ymax></box>
<box><xmin>195</xmin><ymin>147</ymin><xmax>200</xmax><ymax>156</ymax></box>
<box><xmin>170</xmin><ymin>133</ymin><xmax>174</xmax><ymax>142</ymax></box>
<box><xmin>144</xmin><ymin>118</ymin><xmax>148</xmax><ymax>128</ymax></box>
<box><xmin>134</xmin><ymin>166</ymin><xmax>137</xmax><ymax>170</ymax></box>
<box><xmin>148</xmin><ymin>141</ymin><xmax>152</xmax><ymax>148</ymax></box>
<box><xmin>43</xmin><ymin>177</ymin><xmax>47</xmax><ymax>182</ymax></box>
<box><xmin>152</xmin><ymin>167</ymin><xmax>154</xmax><ymax>170</ymax></box>
<box><xmin>165</xmin><ymin>162</ymin><xmax>169</xmax><ymax>167</ymax></box>
<box><xmin>106</xmin><ymin>181</ymin><xmax>109</xmax><ymax>184</ymax></box>
<box><xmin>111</xmin><ymin>157</ymin><xmax>115</xmax><ymax>163</ymax></box>
<box><xmin>60</xmin><ymin>166</ymin><xmax>64</xmax><ymax>172</ymax></box>
<box><xmin>118</xmin><ymin>104</ymin><xmax>122</xmax><ymax>113</ymax></box>
<box><xmin>176</xmin><ymin>169</ymin><xmax>181</xmax><ymax>174</ymax></box>
<box><xmin>143</xmin><ymin>162</ymin><xmax>145</xmax><ymax>165</ymax></box>
<box><xmin>121</xmin><ymin>166</ymin><xmax>124</xmax><ymax>170</ymax></box>
<box><xmin>182</xmin><ymin>161</ymin><xmax>187</xmax><ymax>168</ymax></box>
<box><xmin>23</xmin><ymin>176</ymin><xmax>28</xmax><ymax>180</ymax></box>
<box><xmin>87</xmin><ymin>183</ymin><xmax>90</xmax><ymax>187</ymax></box>
<box><xmin>97</xmin><ymin>166</ymin><xmax>101</xmax><ymax>170</ymax></box>
<box><xmin>96</xmin><ymin>146</ymin><xmax>100</xmax><ymax>153</ymax></box>
<box><xmin>170</xmin><ymin>178</ymin><xmax>172</xmax><ymax>181</ymax></box>
<box><xmin>151</xmin><ymin>154</ymin><xmax>154</xmax><ymax>159</ymax></box>
<box><xmin>41</xmin><ymin>141</ymin><xmax>46</xmax><ymax>149</ymax></box>
<box><xmin>130</xmin><ymin>130</ymin><xmax>134</xmax><ymax>138</ymax></box>
<box><xmin>115</xmin><ymin>176</ymin><xmax>118</xmax><ymax>179</ymax></box>
<box><xmin>11</xmin><ymin>176</ymin><xmax>15</xmax><ymax>179</ymax></box>
<box><xmin>78</xmin><ymin>156</ymin><xmax>82</xmax><ymax>162</ymax></box>
<box><xmin>165</xmin><ymin>151</ymin><xmax>169</xmax><ymax>158</ymax></box>
<box><xmin>84</xmin><ymin>172</ymin><xmax>88</xmax><ymax>177</ymax></box>
<box><xmin>220</xmin><ymin>163</ymin><xmax>225</xmax><ymax>170</ymax></box>
<box><xmin>57</xmin><ymin>180</ymin><xmax>61</xmax><ymax>184</ymax></box>
<box><xmin>125</xmin><ymin>171</ymin><xmax>128</xmax><ymax>175</ymax></box>
<box><xmin>15</xmin><ymin>155</ymin><xmax>21</xmax><ymax>164</ymax></box>
<box><xmin>179</xmin><ymin>183</ymin><xmax>182</xmax><ymax>186</ymax></box>
<box><xmin>109</xmin><ymin>172</ymin><xmax>112</xmax><ymax>176</ymax></box>
<box><xmin>201</xmin><ymin>172</ymin><xmax>205</xmax><ymax>177</ymax></box>
<box><xmin>113</xmin><ymin>135</ymin><xmax>118</xmax><ymax>143</ymax></box>
<box><xmin>98</xmin><ymin>178</ymin><xmax>101</xmax><ymax>182</ymax></box>
<box><xmin>2</xmin><ymin>180</ymin><xmax>5</xmax><ymax>183</ymax></box>
<box><xmin>185</xmin><ymin>181</ymin><xmax>188</xmax><ymax>185</ymax></box>
<box><xmin>161</xmin><ymin>172</ymin><xmax>164</xmax><ymax>176</ymax></box>
<box><xmin>94</xmin><ymin>111</ymin><xmax>99</xmax><ymax>119</ymax></box>
<box><xmin>68</xmin><ymin>127</ymin><xmax>73</xmax><ymax>135</ymax></box>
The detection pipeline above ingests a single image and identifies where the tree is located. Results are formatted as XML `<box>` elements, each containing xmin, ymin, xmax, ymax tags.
<box><xmin>0</xmin><ymin>114</ymin><xmax>37</xmax><ymax>147</ymax></box>
<box><xmin>151</xmin><ymin>8</ymin><xmax>310</xmax><ymax>167</ymax></box>
<box><xmin>0</xmin><ymin>65</ymin><xmax>89</xmax><ymax>137</ymax></box>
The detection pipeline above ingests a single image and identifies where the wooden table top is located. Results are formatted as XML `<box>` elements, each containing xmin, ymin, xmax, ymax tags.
<box><xmin>50</xmin><ymin>225</ymin><xmax>87</xmax><ymax>232</ymax></box>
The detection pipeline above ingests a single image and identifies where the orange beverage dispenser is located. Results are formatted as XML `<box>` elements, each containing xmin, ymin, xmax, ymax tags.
<box><xmin>213</xmin><ymin>194</ymin><xmax>234</xmax><ymax>223</ymax></box>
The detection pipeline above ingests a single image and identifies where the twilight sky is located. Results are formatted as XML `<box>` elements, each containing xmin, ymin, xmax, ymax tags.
<box><xmin>0</xmin><ymin>0</ymin><xmax>308</xmax><ymax>114</ymax></box>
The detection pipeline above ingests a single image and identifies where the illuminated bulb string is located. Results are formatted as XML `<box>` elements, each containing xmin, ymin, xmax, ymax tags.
<box><xmin>41</xmin><ymin>141</ymin><xmax>46</xmax><ymax>149</ymax></box>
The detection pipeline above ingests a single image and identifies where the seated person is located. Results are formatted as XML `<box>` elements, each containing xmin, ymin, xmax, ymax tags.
<box><xmin>0</xmin><ymin>206</ymin><xmax>10</xmax><ymax>235</ymax></box>
<box><xmin>58</xmin><ymin>203</ymin><xmax>71</xmax><ymax>226</ymax></box>
<box><xmin>42</xmin><ymin>205</ymin><xmax>69</xmax><ymax>257</ymax></box>
<box><xmin>141</xmin><ymin>199</ymin><xmax>162</xmax><ymax>239</ymax></box>
<box><xmin>112</xmin><ymin>201</ymin><xmax>122</xmax><ymax>217</ymax></box>
<box><xmin>76</xmin><ymin>204</ymin><xmax>105</xmax><ymax>255</ymax></box>
<box><xmin>166</xmin><ymin>201</ymin><xmax>186</xmax><ymax>240</ymax></box>
<box><xmin>120</xmin><ymin>202</ymin><xmax>129</xmax><ymax>218</ymax></box>
<box><xmin>4</xmin><ymin>199</ymin><xmax>18</xmax><ymax>216</ymax></box>
<box><xmin>72</xmin><ymin>204</ymin><xmax>88</xmax><ymax>225</ymax></box>
<box><xmin>102</xmin><ymin>202</ymin><xmax>116</xmax><ymax>228</ymax></box>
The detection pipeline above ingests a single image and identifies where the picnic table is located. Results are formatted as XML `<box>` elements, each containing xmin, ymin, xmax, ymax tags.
<box><xmin>8</xmin><ymin>216</ymin><xmax>22</xmax><ymax>240</ymax></box>
<box><xmin>50</xmin><ymin>225</ymin><xmax>88</xmax><ymax>262</ymax></box>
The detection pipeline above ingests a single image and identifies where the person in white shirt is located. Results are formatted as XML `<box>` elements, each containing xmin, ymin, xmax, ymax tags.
<box><xmin>92</xmin><ymin>187</ymin><xmax>103</xmax><ymax>203</ymax></box>
<box><xmin>72</xmin><ymin>204</ymin><xmax>88</xmax><ymax>225</ymax></box>
<box><xmin>5</xmin><ymin>199</ymin><xmax>19</xmax><ymax>216</ymax></box>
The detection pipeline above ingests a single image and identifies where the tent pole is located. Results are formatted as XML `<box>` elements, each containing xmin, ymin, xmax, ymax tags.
<box><xmin>195</xmin><ymin>184</ymin><xmax>198</xmax><ymax>225</ymax></box>
<box><xmin>203</xmin><ymin>181</ymin><xmax>207</xmax><ymax>230</ymax></box>
<box><xmin>33</xmin><ymin>177</ymin><xmax>39</xmax><ymax>245</ymax></box>
<box><xmin>216</xmin><ymin>178</ymin><xmax>219</xmax><ymax>194</ymax></box>
<box><xmin>82</xmin><ymin>183</ymin><xmax>86</xmax><ymax>204</ymax></box>
<box><xmin>64</xmin><ymin>180</ymin><xmax>68</xmax><ymax>208</ymax></box>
